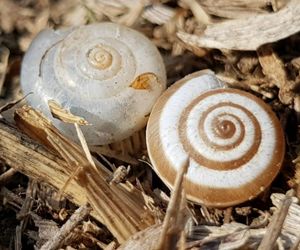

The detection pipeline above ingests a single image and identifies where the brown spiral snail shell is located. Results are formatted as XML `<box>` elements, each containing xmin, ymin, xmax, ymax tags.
<box><xmin>146</xmin><ymin>70</ymin><xmax>285</xmax><ymax>207</ymax></box>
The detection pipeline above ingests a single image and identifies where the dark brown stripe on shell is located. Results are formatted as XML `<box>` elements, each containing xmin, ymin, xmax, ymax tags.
<box><xmin>146</xmin><ymin>72</ymin><xmax>285</xmax><ymax>207</ymax></box>
<box><xmin>178</xmin><ymin>98</ymin><xmax>261</xmax><ymax>170</ymax></box>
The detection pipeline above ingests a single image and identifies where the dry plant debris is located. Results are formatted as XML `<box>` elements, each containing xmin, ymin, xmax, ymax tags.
<box><xmin>1</xmin><ymin>0</ymin><xmax>300</xmax><ymax>249</ymax></box>
<box><xmin>119</xmin><ymin>192</ymin><xmax>300</xmax><ymax>250</ymax></box>
<box><xmin>178</xmin><ymin>0</ymin><xmax>300</xmax><ymax>50</ymax></box>
<box><xmin>40</xmin><ymin>204</ymin><xmax>92</xmax><ymax>250</ymax></box>
<box><xmin>12</xmin><ymin>106</ymin><xmax>160</xmax><ymax>242</ymax></box>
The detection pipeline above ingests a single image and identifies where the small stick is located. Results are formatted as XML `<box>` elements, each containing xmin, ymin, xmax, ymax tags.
<box><xmin>40</xmin><ymin>204</ymin><xmax>92</xmax><ymax>250</ymax></box>
<box><xmin>1</xmin><ymin>187</ymin><xmax>41</xmax><ymax>221</ymax></box>
<box><xmin>0</xmin><ymin>168</ymin><xmax>17</xmax><ymax>186</ymax></box>
<box><xmin>156</xmin><ymin>158</ymin><xmax>190</xmax><ymax>250</ymax></box>
<box><xmin>257</xmin><ymin>196</ymin><xmax>293</xmax><ymax>250</ymax></box>
<box><xmin>15</xmin><ymin>225</ymin><xmax>22</xmax><ymax>250</ymax></box>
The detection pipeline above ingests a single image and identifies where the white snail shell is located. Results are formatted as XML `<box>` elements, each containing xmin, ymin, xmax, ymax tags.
<box><xmin>21</xmin><ymin>22</ymin><xmax>166</xmax><ymax>145</ymax></box>
<box><xmin>146</xmin><ymin>71</ymin><xmax>285</xmax><ymax>207</ymax></box>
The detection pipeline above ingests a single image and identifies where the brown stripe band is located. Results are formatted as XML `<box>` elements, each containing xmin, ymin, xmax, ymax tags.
<box><xmin>178</xmin><ymin>95</ymin><xmax>261</xmax><ymax>170</ymax></box>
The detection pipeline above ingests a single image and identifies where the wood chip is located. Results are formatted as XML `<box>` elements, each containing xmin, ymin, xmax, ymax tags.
<box><xmin>257</xmin><ymin>44</ymin><xmax>293</xmax><ymax>104</ymax></box>
<box><xmin>199</xmin><ymin>0</ymin><xmax>279</xmax><ymax>19</ymax></box>
<box><xmin>177</xmin><ymin>0</ymin><xmax>300</xmax><ymax>50</ymax></box>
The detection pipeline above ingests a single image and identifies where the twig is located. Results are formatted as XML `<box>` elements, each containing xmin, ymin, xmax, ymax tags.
<box><xmin>0</xmin><ymin>168</ymin><xmax>17</xmax><ymax>186</ymax></box>
<box><xmin>40</xmin><ymin>204</ymin><xmax>92</xmax><ymax>250</ymax></box>
<box><xmin>258</xmin><ymin>196</ymin><xmax>293</xmax><ymax>250</ymax></box>
<box><xmin>1</xmin><ymin>187</ymin><xmax>41</xmax><ymax>221</ymax></box>
<box><xmin>156</xmin><ymin>158</ymin><xmax>190</xmax><ymax>250</ymax></box>
<box><xmin>17</xmin><ymin>180</ymin><xmax>37</xmax><ymax>221</ymax></box>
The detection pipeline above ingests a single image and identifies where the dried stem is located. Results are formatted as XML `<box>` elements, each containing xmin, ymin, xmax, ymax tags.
<box><xmin>156</xmin><ymin>158</ymin><xmax>189</xmax><ymax>250</ymax></box>
<box><xmin>0</xmin><ymin>108</ymin><xmax>156</xmax><ymax>243</ymax></box>
<box><xmin>40</xmin><ymin>204</ymin><xmax>92</xmax><ymax>250</ymax></box>
<box><xmin>258</xmin><ymin>196</ymin><xmax>293</xmax><ymax>250</ymax></box>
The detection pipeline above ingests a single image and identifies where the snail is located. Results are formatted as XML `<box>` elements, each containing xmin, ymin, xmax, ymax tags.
<box><xmin>21</xmin><ymin>22</ymin><xmax>166</xmax><ymax>145</ymax></box>
<box><xmin>146</xmin><ymin>70</ymin><xmax>285</xmax><ymax>207</ymax></box>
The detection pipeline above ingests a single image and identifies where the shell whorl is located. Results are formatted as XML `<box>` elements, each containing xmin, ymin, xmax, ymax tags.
<box><xmin>87</xmin><ymin>45</ymin><xmax>113</xmax><ymax>70</ymax></box>
<box><xmin>21</xmin><ymin>22</ymin><xmax>166</xmax><ymax>145</ymax></box>
<box><xmin>146</xmin><ymin>71</ymin><xmax>285</xmax><ymax>207</ymax></box>
<box><xmin>54</xmin><ymin>25</ymin><xmax>138</xmax><ymax>99</ymax></box>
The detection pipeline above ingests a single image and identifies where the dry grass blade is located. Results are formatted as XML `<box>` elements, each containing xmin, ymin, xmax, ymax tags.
<box><xmin>12</xmin><ymin>105</ymin><xmax>158</xmax><ymax>243</ymax></box>
<box><xmin>177</xmin><ymin>0</ymin><xmax>300</xmax><ymax>50</ymax></box>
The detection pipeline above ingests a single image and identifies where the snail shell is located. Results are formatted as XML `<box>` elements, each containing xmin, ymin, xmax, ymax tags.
<box><xmin>21</xmin><ymin>22</ymin><xmax>166</xmax><ymax>145</ymax></box>
<box><xmin>146</xmin><ymin>71</ymin><xmax>285</xmax><ymax>207</ymax></box>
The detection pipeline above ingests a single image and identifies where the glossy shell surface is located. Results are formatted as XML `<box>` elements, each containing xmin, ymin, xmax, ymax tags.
<box><xmin>146</xmin><ymin>71</ymin><xmax>285</xmax><ymax>207</ymax></box>
<box><xmin>21</xmin><ymin>22</ymin><xmax>166</xmax><ymax>145</ymax></box>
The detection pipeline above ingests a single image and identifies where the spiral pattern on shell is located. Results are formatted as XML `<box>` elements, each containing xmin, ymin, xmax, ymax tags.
<box><xmin>54</xmin><ymin>24</ymin><xmax>140</xmax><ymax>99</ymax></box>
<box><xmin>21</xmin><ymin>22</ymin><xmax>166</xmax><ymax>145</ymax></box>
<box><xmin>146</xmin><ymin>71</ymin><xmax>285</xmax><ymax>207</ymax></box>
